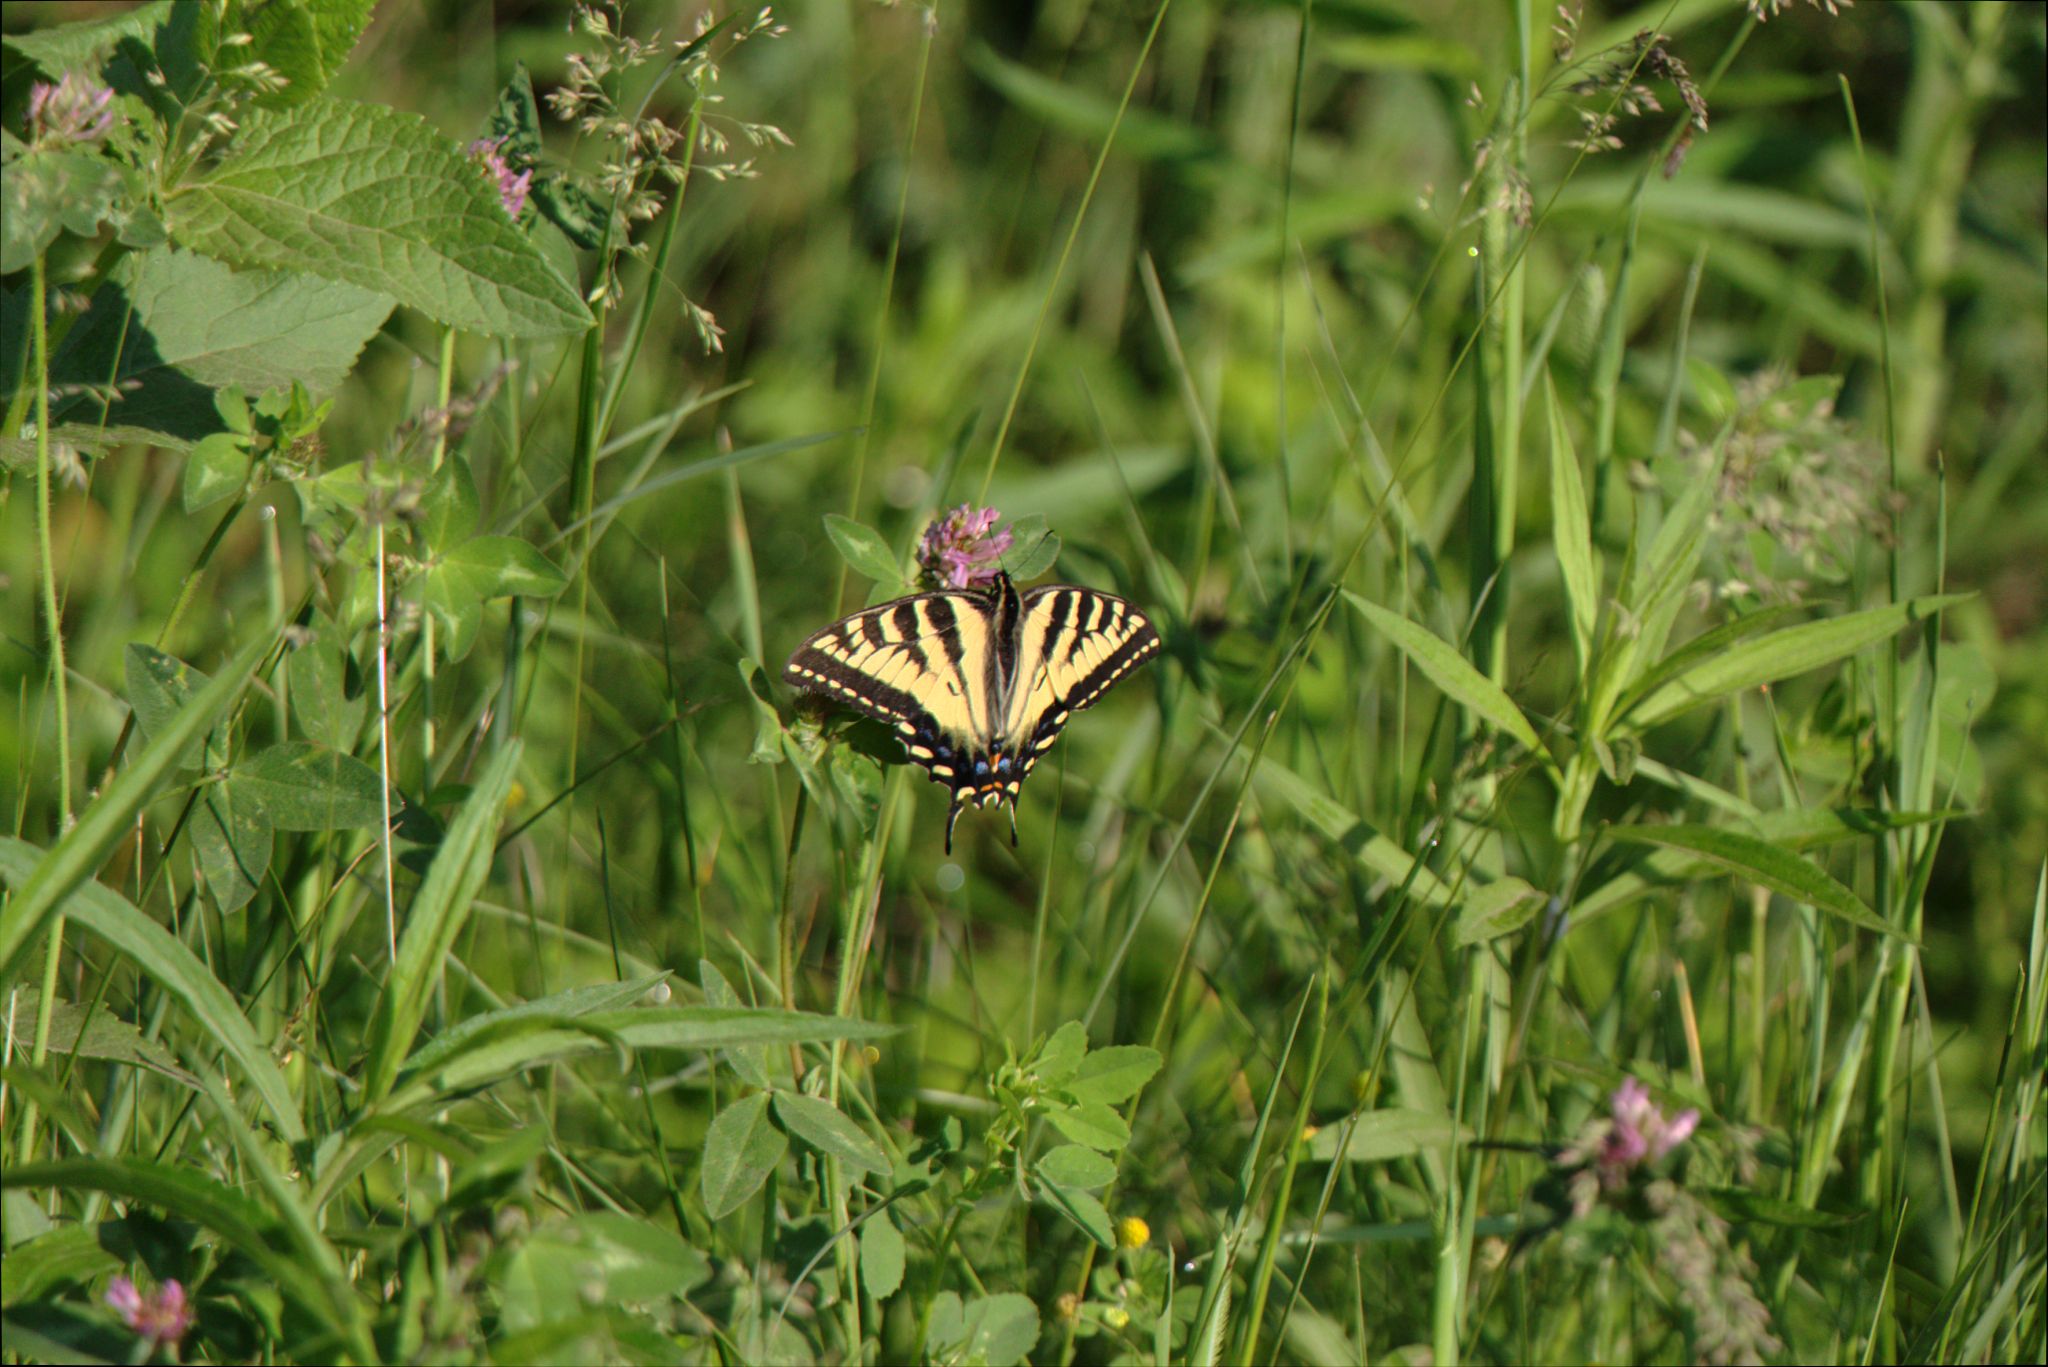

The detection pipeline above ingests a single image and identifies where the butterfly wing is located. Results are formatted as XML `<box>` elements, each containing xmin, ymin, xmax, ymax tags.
<box><xmin>998</xmin><ymin>585</ymin><xmax>1162</xmax><ymax>782</ymax></box>
<box><xmin>783</xmin><ymin>590</ymin><xmax>1002</xmax><ymax>806</ymax></box>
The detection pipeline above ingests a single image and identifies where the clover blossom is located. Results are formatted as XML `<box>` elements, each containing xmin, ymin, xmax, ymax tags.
<box><xmin>106</xmin><ymin>1276</ymin><xmax>193</xmax><ymax>1351</ymax></box>
<box><xmin>469</xmin><ymin>135</ymin><xmax>533</xmax><ymax>217</ymax></box>
<box><xmin>1561</xmin><ymin>1076</ymin><xmax>1698</xmax><ymax>1213</ymax></box>
<box><xmin>917</xmin><ymin>505</ymin><xmax>1014</xmax><ymax>590</ymax></box>
<box><xmin>27</xmin><ymin>74</ymin><xmax>116</xmax><ymax>146</ymax></box>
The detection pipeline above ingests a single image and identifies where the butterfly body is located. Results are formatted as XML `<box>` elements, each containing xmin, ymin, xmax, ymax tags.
<box><xmin>785</xmin><ymin>573</ymin><xmax>1161</xmax><ymax>849</ymax></box>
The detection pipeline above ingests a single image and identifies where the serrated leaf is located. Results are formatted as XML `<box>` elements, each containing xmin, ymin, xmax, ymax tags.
<box><xmin>1037</xmin><ymin>1144</ymin><xmax>1117</xmax><ymax>1190</ymax></box>
<box><xmin>1348</xmin><ymin>594</ymin><xmax>1544</xmax><ymax>754</ymax></box>
<box><xmin>1454</xmin><ymin>877</ymin><xmax>1544</xmax><ymax>946</ymax></box>
<box><xmin>771</xmin><ymin>1092</ymin><xmax>889</xmax><ymax>1175</ymax></box>
<box><xmin>1604</xmin><ymin>823</ymin><xmax>1902</xmax><ymax>938</ymax></box>
<box><xmin>50</xmin><ymin>247</ymin><xmax>392</xmax><ymax>443</ymax></box>
<box><xmin>183</xmin><ymin>432</ymin><xmax>249</xmax><ymax>511</ymax></box>
<box><xmin>243</xmin><ymin>0</ymin><xmax>376</xmax><ymax>108</ymax></box>
<box><xmin>1045</xmin><ymin>1100</ymin><xmax>1131</xmax><ymax>1151</ymax></box>
<box><xmin>1623</xmin><ymin>594</ymin><xmax>1972</xmax><ymax>730</ymax></box>
<box><xmin>700</xmin><ymin>1093</ymin><xmax>786</xmax><ymax>1219</ymax></box>
<box><xmin>1066</xmin><ymin>1045</ymin><xmax>1163</xmax><ymax>1105</ymax></box>
<box><xmin>859</xmin><ymin>1211</ymin><xmax>906</xmax><ymax>1299</ymax></box>
<box><xmin>230</xmin><ymin>741</ymin><xmax>383</xmax><ymax>830</ymax></box>
<box><xmin>822</xmin><ymin>514</ymin><xmax>902</xmax><ymax>587</ymax></box>
<box><xmin>124</xmin><ymin>643</ymin><xmax>211</xmax><ymax>770</ymax></box>
<box><xmin>1</xmin><ymin>0</ymin><xmax>179</xmax><ymax>74</ymax></box>
<box><xmin>1</xmin><ymin>149</ymin><xmax>128</xmax><ymax>275</ymax></box>
<box><xmin>1307</xmin><ymin>1108</ymin><xmax>1467</xmax><ymax>1163</ymax></box>
<box><xmin>191</xmin><ymin>779</ymin><xmax>271</xmax><ymax>913</ymax></box>
<box><xmin>166</xmin><ymin>99</ymin><xmax>591</xmax><ymax>338</ymax></box>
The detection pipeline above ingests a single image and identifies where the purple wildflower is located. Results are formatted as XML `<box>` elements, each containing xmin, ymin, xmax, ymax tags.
<box><xmin>1560</xmin><ymin>1076</ymin><xmax>1699</xmax><ymax>1213</ymax></box>
<box><xmin>917</xmin><ymin>505</ymin><xmax>1014</xmax><ymax>590</ymax></box>
<box><xmin>469</xmin><ymin>136</ymin><xmax>533</xmax><ymax>218</ymax></box>
<box><xmin>27</xmin><ymin>74</ymin><xmax>116</xmax><ymax>146</ymax></box>
<box><xmin>106</xmin><ymin>1276</ymin><xmax>193</xmax><ymax>1350</ymax></box>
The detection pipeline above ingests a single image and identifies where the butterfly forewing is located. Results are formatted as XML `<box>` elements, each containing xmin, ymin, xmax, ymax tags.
<box><xmin>1002</xmin><ymin>586</ymin><xmax>1162</xmax><ymax>773</ymax></box>
<box><xmin>783</xmin><ymin>590</ymin><xmax>999</xmax><ymax>787</ymax></box>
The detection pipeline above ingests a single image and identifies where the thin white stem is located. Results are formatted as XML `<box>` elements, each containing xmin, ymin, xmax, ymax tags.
<box><xmin>374</xmin><ymin>520</ymin><xmax>397</xmax><ymax>962</ymax></box>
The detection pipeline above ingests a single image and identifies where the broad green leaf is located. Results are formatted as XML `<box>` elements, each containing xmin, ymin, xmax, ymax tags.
<box><xmin>0</xmin><ymin>149</ymin><xmax>127</xmax><ymax>275</ymax></box>
<box><xmin>243</xmin><ymin>0</ymin><xmax>376</xmax><ymax>108</ymax></box>
<box><xmin>0</xmin><ymin>628</ymin><xmax>274</xmax><ymax>981</ymax></box>
<box><xmin>420</xmin><ymin>454</ymin><xmax>479</xmax><ymax>552</ymax></box>
<box><xmin>230</xmin><ymin>741</ymin><xmax>383</xmax><ymax>830</ymax></box>
<box><xmin>0</xmin><ymin>837</ymin><xmax>302</xmax><ymax>1139</ymax></box>
<box><xmin>166</xmin><ymin>99</ymin><xmax>591</xmax><ymax>338</ymax></box>
<box><xmin>859</xmin><ymin>1212</ymin><xmax>906</xmax><ymax>1300</ymax></box>
<box><xmin>1698</xmin><ymin>1187</ymin><xmax>1863</xmax><ymax>1230</ymax></box>
<box><xmin>772</xmin><ymin>1092</ymin><xmax>889</xmax><ymax>1175</ymax></box>
<box><xmin>124</xmin><ymin>643</ymin><xmax>212</xmax><ymax>770</ymax></box>
<box><xmin>418</xmin><ymin>537</ymin><xmax>567</xmax><ymax>660</ymax></box>
<box><xmin>0</xmin><ymin>1224</ymin><xmax>122</xmax><ymax>1306</ymax></box>
<box><xmin>1</xmin><ymin>0</ymin><xmax>178</xmax><ymax>74</ymax></box>
<box><xmin>1624</xmin><ymin>594</ymin><xmax>1972</xmax><ymax>729</ymax></box>
<box><xmin>396</xmin><ymin>976</ymin><xmax>663</xmax><ymax>1084</ymax></box>
<box><xmin>1037</xmin><ymin>1144</ymin><xmax>1117</xmax><ymax>1190</ymax></box>
<box><xmin>381</xmin><ymin>1006</ymin><xmax>894</xmax><ymax>1115</ymax></box>
<box><xmin>1604</xmin><ymin>823</ymin><xmax>1903</xmax><ymax>938</ymax></box>
<box><xmin>361</xmin><ymin>744</ymin><xmax>520</xmax><ymax>1104</ymax></box>
<box><xmin>700</xmin><ymin>1093</ymin><xmax>786</xmax><ymax>1219</ymax></box>
<box><xmin>50</xmin><ymin>247</ymin><xmax>391</xmax><ymax>443</ymax></box>
<box><xmin>14</xmin><ymin>991</ymin><xmax>194</xmax><ymax>1089</ymax></box>
<box><xmin>822</xmin><ymin>514</ymin><xmax>901</xmax><ymax>587</ymax></box>
<box><xmin>182</xmin><ymin>432</ymin><xmax>249</xmax><ymax>512</ymax></box>
<box><xmin>1454</xmin><ymin>876</ymin><xmax>1544</xmax><ymax>946</ymax></box>
<box><xmin>1546</xmin><ymin>375</ymin><xmax>1598</xmax><ymax>670</ymax></box>
<box><xmin>190</xmin><ymin>779</ymin><xmax>271</xmax><ymax>913</ymax></box>
<box><xmin>1307</xmin><ymin>1108</ymin><xmax>1467</xmax><ymax>1163</ymax></box>
<box><xmin>698</xmin><ymin>958</ymin><xmax>772</xmax><ymax>1089</ymax></box>
<box><xmin>1254</xmin><ymin>756</ymin><xmax>1458</xmax><ymax>909</ymax></box>
<box><xmin>1066</xmin><ymin>1045</ymin><xmax>1163</xmax><ymax>1105</ymax></box>
<box><xmin>1616</xmin><ymin>601</ymin><xmax>1810</xmax><ymax>720</ymax></box>
<box><xmin>1034</xmin><ymin>1020</ymin><xmax>1088</xmax><ymax>1087</ymax></box>
<box><xmin>1006</xmin><ymin>529</ymin><xmax>1062</xmax><ymax>582</ymax></box>
<box><xmin>286</xmin><ymin>615</ymin><xmax>365</xmax><ymax>752</ymax></box>
<box><xmin>521</xmin><ymin>1211</ymin><xmax>711</xmax><ymax>1303</ymax></box>
<box><xmin>1040</xmin><ymin>1179</ymin><xmax>1115</xmax><ymax>1249</ymax></box>
<box><xmin>1045</xmin><ymin>1101</ymin><xmax>1131</xmax><ymax>1152</ymax></box>
<box><xmin>1347</xmin><ymin>594</ymin><xmax>1543</xmax><ymax>754</ymax></box>
<box><xmin>1574</xmin><ymin>808</ymin><xmax>1959</xmax><ymax>922</ymax></box>
<box><xmin>953</xmin><ymin>1292</ymin><xmax>1043</xmax><ymax>1366</ymax></box>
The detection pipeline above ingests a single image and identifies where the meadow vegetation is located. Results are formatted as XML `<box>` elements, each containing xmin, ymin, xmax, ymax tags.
<box><xmin>1</xmin><ymin>0</ymin><xmax>2043</xmax><ymax>1362</ymax></box>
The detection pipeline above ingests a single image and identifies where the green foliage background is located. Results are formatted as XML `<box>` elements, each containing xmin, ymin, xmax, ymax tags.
<box><xmin>1</xmin><ymin>0</ymin><xmax>2043</xmax><ymax>1363</ymax></box>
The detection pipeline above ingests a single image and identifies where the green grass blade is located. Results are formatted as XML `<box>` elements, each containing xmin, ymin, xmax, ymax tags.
<box><xmin>0</xmin><ymin>625</ymin><xmax>275</xmax><ymax>981</ymax></box>
<box><xmin>1604</xmin><ymin>823</ymin><xmax>1905</xmax><ymax>940</ymax></box>
<box><xmin>1347</xmin><ymin>593</ymin><xmax>1543</xmax><ymax>755</ymax></box>
<box><xmin>1624</xmin><ymin>593</ymin><xmax>1972</xmax><ymax>730</ymax></box>
<box><xmin>360</xmin><ymin>742</ymin><xmax>522</xmax><ymax>1103</ymax></box>
<box><xmin>0</xmin><ymin>837</ymin><xmax>303</xmax><ymax>1142</ymax></box>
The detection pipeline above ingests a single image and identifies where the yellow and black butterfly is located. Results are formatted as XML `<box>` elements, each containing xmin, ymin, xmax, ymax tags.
<box><xmin>785</xmin><ymin>573</ymin><xmax>1161</xmax><ymax>850</ymax></box>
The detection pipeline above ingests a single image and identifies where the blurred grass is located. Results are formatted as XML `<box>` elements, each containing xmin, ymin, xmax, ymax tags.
<box><xmin>2</xmin><ymin>0</ymin><xmax>2044</xmax><ymax>1362</ymax></box>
